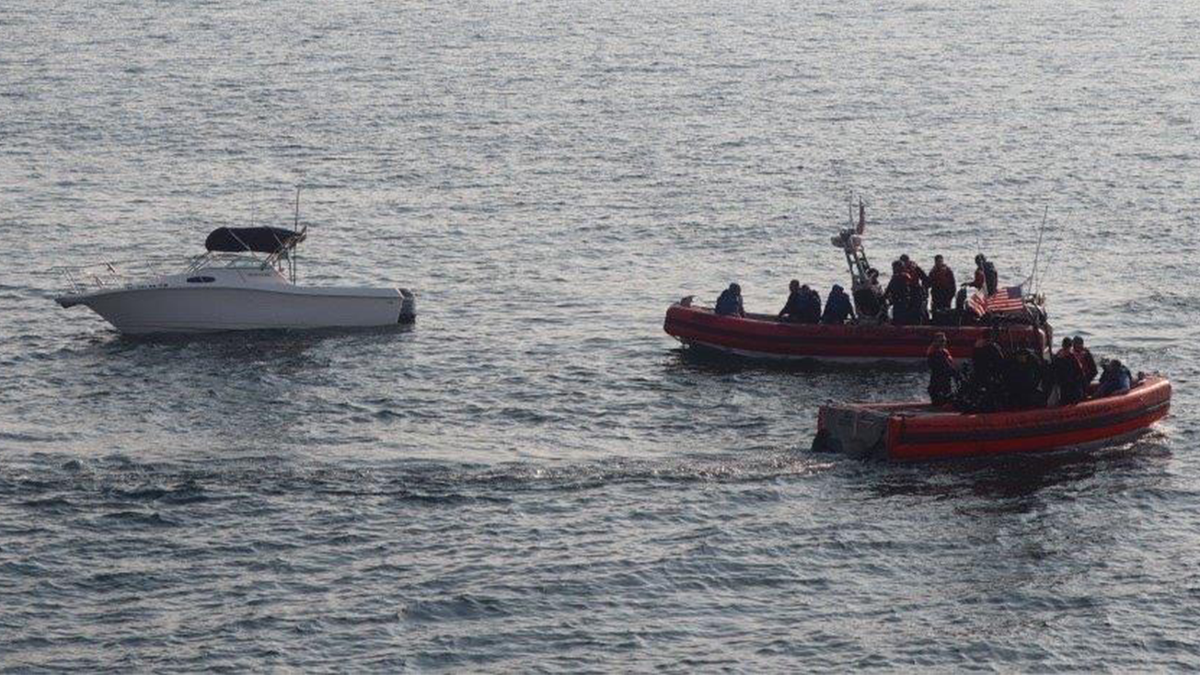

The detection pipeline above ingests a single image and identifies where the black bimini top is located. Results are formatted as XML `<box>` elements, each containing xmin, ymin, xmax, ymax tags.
<box><xmin>204</xmin><ymin>227</ymin><xmax>304</xmax><ymax>254</ymax></box>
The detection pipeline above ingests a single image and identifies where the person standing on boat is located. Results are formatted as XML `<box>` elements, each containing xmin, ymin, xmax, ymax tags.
<box><xmin>928</xmin><ymin>255</ymin><xmax>957</xmax><ymax>314</ymax></box>
<box><xmin>927</xmin><ymin>333</ymin><xmax>961</xmax><ymax>406</ymax></box>
<box><xmin>715</xmin><ymin>283</ymin><xmax>745</xmax><ymax>317</ymax></box>
<box><xmin>972</xmin><ymin>327</ymin><xmax>1007</xmax><ymax>384</ymax></box>
<box><xmin>1052</xmin><ymin>337</ymin><xmax>1086</xmax><ymax>404</ymax></box>
<box><xmin>901</xmin><ymin>254</ymin><xmax>929</xmax><ymax>288</ymax></box>
<box><xmin>1003</xmin><ymin>347</ymin><xmax>1050</xmax><ymax>409</ymax></box>
<box><xmin>956</xmin><ymin>326</ymin><xmax>1009</xmax><ymax>412</ymax></box>
<box><xmin>884</xmin><ymin>260</ymin><xmax>913</xmax><ymax>325</ymax></box>
<box><xmin>900</xmin><ymin>255</ymin><xmax>930</xmax><ymax>323</ymax></box>
<box><xmin>853</xmin><ymin>268</ymin><xmax>886</xmax><ymax>320</ymax></box>
<box><xmin>965</xmin><ymin>254</ymin><xmax>999</xmax><ymax>296</ymax></box>
<box><xmin>821</xmin><ymin>284</ymin><xmax>853</xmax><ymax>324</ymax></box>
<box><xmin>1073</xmin><ymin>336</ymin><xmax>1099</xmax><ymax>385</ymax></box>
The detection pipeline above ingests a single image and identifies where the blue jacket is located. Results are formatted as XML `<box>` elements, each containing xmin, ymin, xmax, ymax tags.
<box><xmin>779</xmin><ymin>291</ymin><xmax>805</xmax><ymax>320</ymax></box>
<box><xmin>822</xmin><ymin>286</ymin><xmax>853</xmax><ymax>324</ymax></box>
<box><xmin>1097</xmin><ymin>365</ymin><xmax>1132</xmax><ymax>397</ymax></box>
<box><xmin>715</xmin><ymin>289</ymin><xmax>744</xmax><ymax>316</ymax></box>
<box><xmin>799</xmin><ymin>290</ymin><xmax>821</xmax><ymax>323</ymax></box>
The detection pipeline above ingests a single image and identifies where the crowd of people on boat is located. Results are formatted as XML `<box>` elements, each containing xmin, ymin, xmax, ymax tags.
<box><xmin>712</xmin><ymin>252</ymin><xmax>1010</xmax><ymax>327</ymax></box>
<box><xmin>860</xmin><ymin>252</ymin><xmax>999</xmax><ymax>325</ymax></box>
<box><xmin>926</xmin><ymin>330</ymin><xmax>1136</xmax><ymax>412</ymax></box>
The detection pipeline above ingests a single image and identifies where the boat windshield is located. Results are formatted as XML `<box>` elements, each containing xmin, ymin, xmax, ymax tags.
<box><xmin>187</xmin><ymin>253</ymin><xmax>275</xmax><ymax>273</ymax></box>
<box><xmin>218</xmin><ymin>256</ymin><xmax>272</xmax><ymax>269</ymax></box>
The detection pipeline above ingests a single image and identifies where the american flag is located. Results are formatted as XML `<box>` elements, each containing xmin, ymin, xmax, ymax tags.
<box><xmin>968</xmin><ymin>285</ymin><xmax>1025</xmax><ymax>316</ymax></box>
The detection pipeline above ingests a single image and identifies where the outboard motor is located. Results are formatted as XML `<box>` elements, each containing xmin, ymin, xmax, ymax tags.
<box><xmin>398</xmin><ymin>289</ymin><xmax>417</xmax><ymax>323</ymax></box>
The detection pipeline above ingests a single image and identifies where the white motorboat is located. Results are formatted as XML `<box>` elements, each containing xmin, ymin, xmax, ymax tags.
<box><xmin>55</xmin><ymin>225</ymin><xmax>415</xmax><ymax>335</ymax></box>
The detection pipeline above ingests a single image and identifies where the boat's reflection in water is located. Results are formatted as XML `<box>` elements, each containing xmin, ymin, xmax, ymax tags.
<box><xmin>113</xmin><ymin>321</ymin><xmax>415</xmax><ymax>347</ymax></box>
<box><xmin>98</xmin><ymin>322</ymin><xmax>414</xmax><ymax>368</ymax></box>
<box><xmin>863</xmin><ymin>433</ymin><xmax>1171</xmax><ymax>504</ymax></box>
<box><xmin>63</xmin><ymin>323</ymin><xmax>419</xmax><ymax>457</ymax></box>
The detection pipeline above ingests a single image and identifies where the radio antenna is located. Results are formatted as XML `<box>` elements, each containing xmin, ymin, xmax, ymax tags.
<box><xmin>1029</xmin><ymin>204</ymin><xmax>1049</xmax><ymax>291</ymax></box>
<box><xmin>291</xmin><ymin>187</ymin><xmax>301</xmax><ymax>283</ymax></box>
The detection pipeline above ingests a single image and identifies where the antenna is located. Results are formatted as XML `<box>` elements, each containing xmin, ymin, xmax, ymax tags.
<box><xmin>291</xmin><ymin>186</ymin><xmax>301</xmax><ymax>283</ymax></box>
<box><xmin>1029</xmin><ymin>204</ymin><xmax>1049</xmax><ymax>292</ymax></box>
<box><xmin>1037</xmin><ymin>231</ymin><xmax>1064</xmax><ymax>297</ymax></box>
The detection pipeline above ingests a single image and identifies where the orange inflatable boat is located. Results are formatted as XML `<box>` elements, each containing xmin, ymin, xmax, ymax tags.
<box><xmin>664</xmin><ymin>301</ymin><xmax>1050</xmax><ymax>365</ymax></box>
<box><xmin>815</xmin><ymin>376</ymin><xmax>1171</xmax><ymax>461</ymax></box>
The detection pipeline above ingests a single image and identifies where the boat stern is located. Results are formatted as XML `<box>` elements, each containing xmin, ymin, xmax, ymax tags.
<box><xmin>815</xmin><ymin>403</ymin><xmax>893</xmax><ymax>458</ymax></box>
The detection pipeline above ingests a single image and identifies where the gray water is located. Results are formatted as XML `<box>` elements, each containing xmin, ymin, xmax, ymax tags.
<box><xmin>2</xmin><ymin>0</ymin><xmax>1198</xmax><ymax>670</ymax></box>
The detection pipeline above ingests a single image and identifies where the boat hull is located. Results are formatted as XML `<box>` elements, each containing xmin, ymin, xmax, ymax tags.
<box><xmin>57</xmin><ymin>285</ymin><xmax>416</xmax><ymax>335</ymax></box>
<box><xmin>816</xmin><ymin>376</ymin><xmax>1171</xmax><ymax>461</ymax></box>
<box><xmin>664</xmin><ymin>303</ymin><xmax>1049</xmax><ymax>364</ymax></box>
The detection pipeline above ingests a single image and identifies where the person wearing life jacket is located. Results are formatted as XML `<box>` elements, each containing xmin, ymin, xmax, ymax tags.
<box><xmin>1052</xmin><ymin>337</ymin><xmax>1086</xmax><ymax>404</ymax></box>
<box><xmin>1097</xmin><ymin>358</ymin><xmax>1133</xmax><ymax>397</ymax></box>
<box><xmin>928</xmin><ymin>254</ymin><xmax>957</xmax><ymax>314</ymax></box>
<box><xmin>884</xmin><ymin>260</ymin><xmax>913</xmax><ymax>325</ymax></box>
<box><xmin>900</xmin><ymin>254</ymin><xmax>930</xmax><ymax>324</ymax></box>
<box><xmin>1003</xmin><ymin>347</ymin><xmax>1050</xmax><ymax>409</ymax></box>
<box><xmin>715</xmin><ymin>283</ymin><xmax>745</xmax><ymax>317</ymax></box>
<box><xmin>778</xmin><ymin>279</ymin><xmax>805</xmax><ymax>323</ymax></box>
<box><xmin>821</xmin><ymin>284</ymin><xmax>853</xmax><ymax>325</ymax></box>
<box><xmin>853</xmin><ymin>268</ymin><xmax>886</xmax><ymax>320</ymax></box>
<box><xmin>952</xmin><ymin>286</ymin><xmax>976</xmax><ymax>325</ymax></box>
<box><xmin>965</xmin><ymin>254</ymin><xmax>999</xmax><ymax>296</ymax></box>
<box><xmin>956</xmin><ymin>326</ymin><xmax>1007</xmax><ymax>412</ymax></box>
<box><xmin>900</xmin><ymin>254</ymin><xmax>929</xmax><ymax>286</ymax></box>
<box><xmin>1072</xmin><ymin>336</ymin><xmax>1099</xmax><ymax>386</ymax></box>
<box><xmin>926</xmin><ymin>333</ymin><xmax>961</xmax><ymax>406</ymax></box>
<box><xmin>972</xmin><ymin>327</ymin><xmax>1007</xmax><ymax>387</ymax></box>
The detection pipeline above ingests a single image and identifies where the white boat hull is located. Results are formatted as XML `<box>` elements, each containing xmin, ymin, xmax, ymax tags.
<box><xmin>57</xmin><ymin>285</ymin><xmax>416</xmax><ymax>335</ymax></box>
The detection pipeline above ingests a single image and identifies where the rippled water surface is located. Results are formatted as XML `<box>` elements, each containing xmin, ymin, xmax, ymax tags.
<box><xmin>2</xmin><ymin>0</ymin><xmax>1199</xmax><ymax>670</ymax></box>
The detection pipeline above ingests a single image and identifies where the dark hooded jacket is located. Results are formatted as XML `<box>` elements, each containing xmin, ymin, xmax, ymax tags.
<box><xmin>821</xmin><ymin>285</ymin><xmax>853</xmax><ymax>324</ymax></box>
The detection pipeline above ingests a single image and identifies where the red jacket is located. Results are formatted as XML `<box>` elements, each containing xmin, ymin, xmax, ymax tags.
<box><xmin>885</xmin><ymin>271</ymin><xmax>912</xmax><ymax>303</ymax></box>
<box><xmin>1056</xmin><ymin>347</ymin><xmax>1086</xmax><ymax>375</ymax></box>
<box><xmin>970</xmin><ymin>268</ymin><xmax>986</xmax><ymax>290</ymax></box>
<box><xmin>1075</xmin><ymin>347</ymin><xmax>1098</xmax><ymax>383</ymax></box>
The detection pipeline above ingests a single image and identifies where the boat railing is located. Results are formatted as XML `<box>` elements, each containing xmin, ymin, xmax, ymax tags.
<box><xmin>53</xmin><ymin>252</ymin><xmax>283</xmax><ymax>295</ymax></box>
<box><xmin>52</xmin><ymin>256</ymin><xmax>180</xmax><ymax>294</ymax></box>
